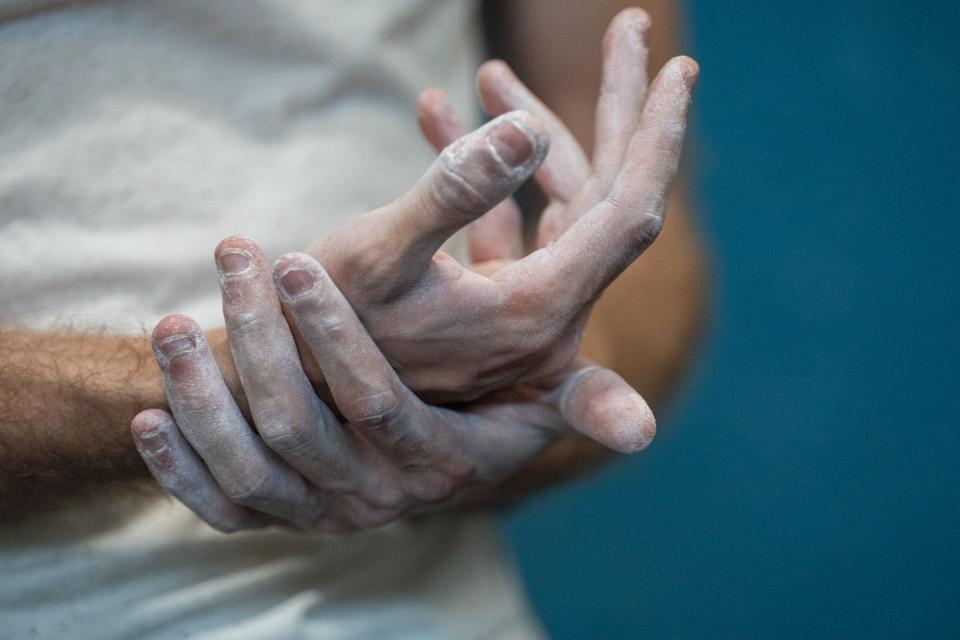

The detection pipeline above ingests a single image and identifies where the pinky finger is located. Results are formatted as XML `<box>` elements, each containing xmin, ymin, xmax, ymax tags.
<box><xmin>416</xmin><ymin>88</ymin><xmax>524</xmax><ymax>263</ymax></box>
<box><xmin>131</xmin><ymin>409</ymin><xmax>268</xmax><ymax>533</ymax></box>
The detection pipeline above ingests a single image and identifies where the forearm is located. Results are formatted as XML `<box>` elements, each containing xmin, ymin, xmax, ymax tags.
<box><xmin>0</xmin><ymin>327</ymin><xmax>237</xmax><ymax>516</ymax></box>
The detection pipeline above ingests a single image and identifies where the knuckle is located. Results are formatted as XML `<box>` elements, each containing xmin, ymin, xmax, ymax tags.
<box><xmin>431</xmin><ymin>147</ymin><xmax>493</xmax><ymax>219</ymax></box>
<box><xmin>602</xmin><ymin>192</ymin><xmax>665</xmax><ymax>246</ymax></box>
<box><xmin>635</xmin><ymin>209</ymin><xmax>665</xmax><ymax>245</ymax></box>
<box><xmin>224</xmin><ymin>307</ymin><xmax>264</xmax><ymax>333</ymax></box>
<box><xmin>405</xmin><ymin>472</ymin><xmax>459</xmax><ymax>504</ymax></box>
<box><xmin>389</xmin><ymin>430</ymin><xmax>435</xmax><ymax>468</ymax></box>
<box><xmin>444</xmin><ymin>460</ymin><xmax>476</xmax><ymax>487</ymax></box>
<box><xmin>311</xmin><ymin>314</ymin><xmax>347</xmax><ymax>341</ymax></box>
<box><xmin>346</xmin><ymin>388</ymin><xmax>403</xmax><ymax>430</ymax></box>
<box><xmin>403</xmin><ymin>460</ymin><xmax>473</xmax><ymax>504</ymax></box>
<box><xmin>259</xmin><ymin>417</ymin><xmax>315</xmax><ymax>456</ymax></box>
<box><xmin>224</xmin><ymin>466</ymin><xmax>276</xmax><ymax>506</ymax></box>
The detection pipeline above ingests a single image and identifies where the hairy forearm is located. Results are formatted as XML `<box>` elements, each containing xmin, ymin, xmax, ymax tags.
<box><xmin>0</xmin><ymin>327</ymin><xmax>240</xmax><ymax>516</ymax></box>
<box><xmin>0</xmin><ymin>329</ymin><xmax>166</xmax><ymax>514</ymax></box>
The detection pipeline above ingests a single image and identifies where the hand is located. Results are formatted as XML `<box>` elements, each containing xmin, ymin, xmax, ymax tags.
<box><xmin>302</xmin><ymin>10</ymin><xmax>698</xmax><ymax>403</ymax></box>
<box><xmin>131</xmin><ymin>242</ymin><xmax>654</xmax><ymax>532</ymax></box>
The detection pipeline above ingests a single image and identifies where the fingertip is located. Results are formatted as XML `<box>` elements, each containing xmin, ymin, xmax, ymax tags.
<box><xmin>604</xmin><ymin>8</ymin><xmax>652</xmax><ymax>63</ymax></box>
<box><xmin>416</xmin><ymin>87</ymin><xmax>461</xmax><ymax>150</ymax></box>
<box><xmin>131</xmin><ymin>409</ymin><xmax>177</xmax><ymax>461</ymax></box>
<box><xmin>559</xmin><ymin>367</ymin><xmax>657</xmax><ymax>454</ymax></box>
<box><xmin>131</xmin><ymin>408</ymin><xmax>174</xmax><ymax>438</ymax></box>
<box><xmin>214</xmin><ymin>235</ymin><xmax>261</xmax><ymax>261</ymax></box>
<box><xmin>152</xmin><ymin>314</ymin><xmax>201</xmax><ymax>344</ymax></box>
<box><xmin>214</xmin><ymin>236</ymin><xmax>269</xmax><ymax>284</ymax></box>
<box><xmin>151</xmin><ymin>315</ymin><xmax>205</xmax><ymax>370</ymax></box>
<box><xmin>615</xmin><ymin>396</ymin><xmax>657</xmax><ymax>454</ymax></box>
<box><xmin>272</xmin><ymin>251</ymin><xmax>320</xmax><ymax>278</ymax></box>
<box><xmin>416</xmin><ymin>87</ymin><xmax>451</xmax><ymax>116</ymax></box>
<box><xmin>476</xmin><ymin>59</ymin><xmax>522</xmax><ymax>114</ymax></box>
<box><xmin>670</xmin><ymin>55</ymin><xmax>700</xmax><ymax>86</ymax></box>
<box><xmin>476</xmin><ymin>59</ymin><xmax>513</xmax><ymax>85</ymax></box>
<box><xmin>273</xmin><ymin>252</ymin><xmax>327</xmax><ymax>302</ymax></box>
<box><xmin>612</xmin><ymin>7</ymin><xmax>651</xmax><ymax>36</ymax></box>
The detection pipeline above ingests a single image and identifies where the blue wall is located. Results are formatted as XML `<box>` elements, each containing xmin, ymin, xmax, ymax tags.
<box><xmin>503</xmin><ymin>2</ymin><xmax>960</xmax><ymax>637</ymax></box>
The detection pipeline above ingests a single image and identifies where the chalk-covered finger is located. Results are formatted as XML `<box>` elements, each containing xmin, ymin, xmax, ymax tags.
<box><xmin>551</xmin><ymin>365</ymin><xmax>656</xmax><ymax>454</ymax></box>
<box><xmin>274</xmin><ymin>253</ymin><xmax>463</xmax><ymax>486</ymax></box>
<box><xmin>593</xmin><ymin>8</ymin><xmax>651</xmax><ymax>184</ymax></box>
<box><xmin>132</xmin><ymin>409</ymin><xmax>266</xmax><ymax>533</ymax></box>
<box><xmin>416</xmin><ymin>88</ymin><xmax>524</xmax><ymax>262</ymax></box>
<box><xmin>540</xmin><ymin>56</ymin><xmax>698</xmax><ymax>307</ymax></box>
<box><xmin>152</xmin><ymin>314</ymin><xmax>324</xmax><ymax>528</ymax></box>
<box><xmin>215</xmin><ymin>236</ymin><xmax>373</xmax><ymax>495</ymax></box>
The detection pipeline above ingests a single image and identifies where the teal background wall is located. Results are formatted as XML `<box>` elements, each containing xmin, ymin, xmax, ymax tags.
<box><xmin>502</xmin><ymin>2</ymin><xmax>960</xmax><ymax>637</ymax></box>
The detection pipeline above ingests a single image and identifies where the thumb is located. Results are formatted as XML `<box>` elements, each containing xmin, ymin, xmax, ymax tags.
<box><xmin>550</xmin><ymin>363</ymin><xmax>657</xmax><ymax>454</ymax></box>
<box><xmin>317</xmin><ymin>110</ymin><xmax>548</xmax><ymax>301</ymax></box>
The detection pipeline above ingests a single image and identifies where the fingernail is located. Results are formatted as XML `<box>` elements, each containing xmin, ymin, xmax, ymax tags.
<box><xmin>278</xmin><ymin>267</ymin><xmax>315</xmax><ymax>298</ymax></box>
<box><xmin>490</xmin><ymin>120</ymin><xmax>534</xmax><ymax>168</ymax></box>
<box><xmin>156</xmin><ymin>333</ymin><xmax>197</xmax><ymax>360</ymax></box>
<box><xmin>217</xmin><ymin>249</ymin><xmax>253</xmax><ymax>276</ymax></box>
<box><xmin>135</xmin><ymin>428</ymin><xmax>168</xmax><ymax>455</ymax></box>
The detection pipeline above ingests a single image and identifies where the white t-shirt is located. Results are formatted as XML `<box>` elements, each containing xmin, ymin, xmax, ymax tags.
<box><xmin>0</xmin><ymin>1</ymin><xmax>543</xmax><ymax>637</ymax></box>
